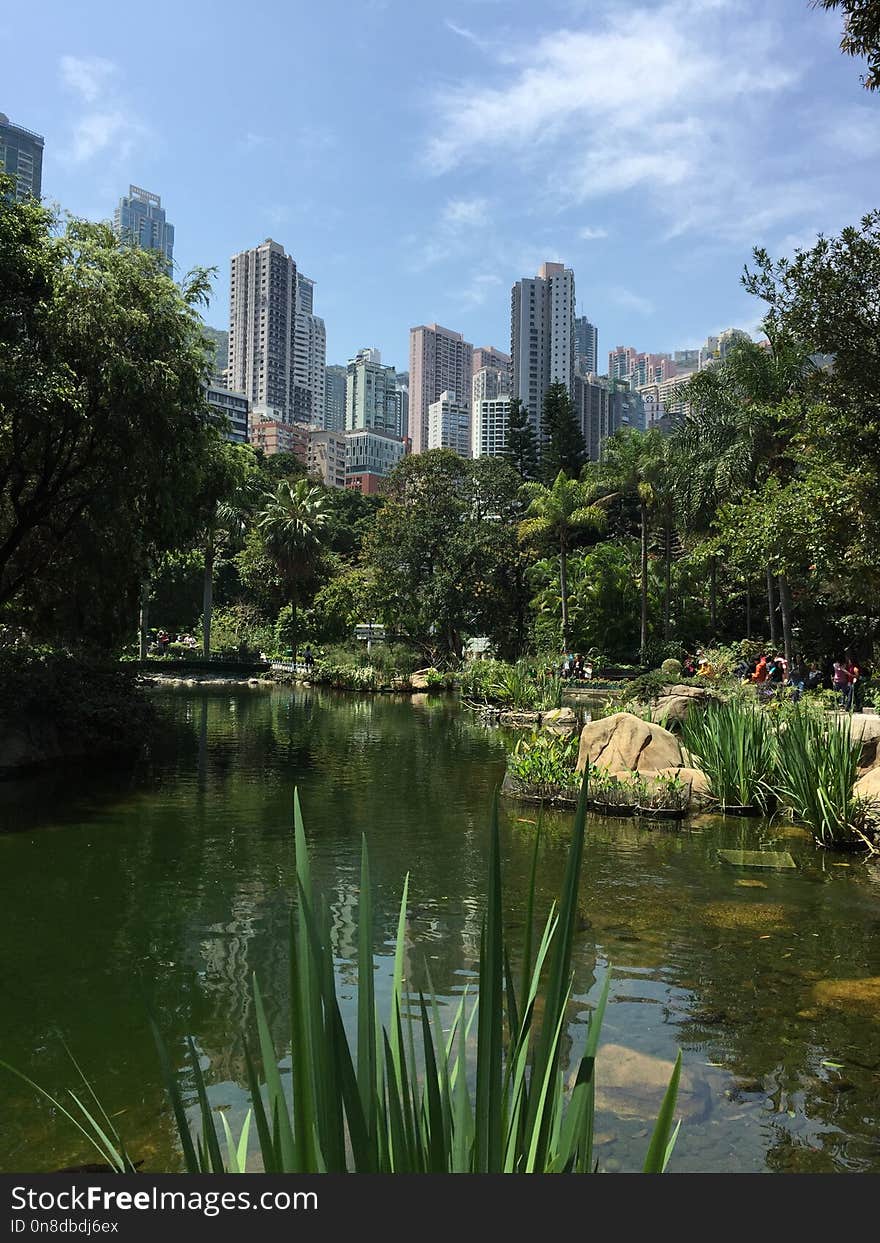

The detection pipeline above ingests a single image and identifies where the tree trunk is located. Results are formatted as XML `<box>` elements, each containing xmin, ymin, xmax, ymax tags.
<box><xmin>766</xmin><ymin>565</ymin><xmax>780</xmax><ymax>649</ymax></box>
<box><xmin>559</xmin><ymin>544</ymin><xmax>569</xmax><ymax>651</ymax></box>
<box><xmin>202</xmin><ymin>530</ymin><xmax>214</xmax><ymax>657</ymax></box>
<box><xmin>778</xmin><ymin>572</ymin><xmax>794</xmax><ymax>667</ymax></box>
<box><xmin>709</xmin><ymin>555</ymin><xmax>717</xmax><ymax>635</ymax></box>
<box><xmin>640</xmin><ymin>501</ymin><xmax>648</xmax><ymax>662</ymax></box>
<box><xmin>663</xmin><ymin>520</ymin><xmax>671</xmax><ymax>641</ymax></box>
<box><xmin>138</xmin><ymin>582</ymin><xmax>150</xmax><ymax>660</ymax></box>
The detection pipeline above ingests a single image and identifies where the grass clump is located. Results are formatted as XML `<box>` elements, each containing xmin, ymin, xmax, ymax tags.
<box><xmin>681</xmin><ymin>699</ymin><xmax>775</xmax><ymax>811</ymax></box>
<box><xmin>774</xmin><ymin>710</ymin><xmax>875</xmax><ymax>850</ymax></box>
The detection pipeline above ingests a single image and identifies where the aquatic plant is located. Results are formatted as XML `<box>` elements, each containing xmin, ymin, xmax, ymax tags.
<box><xmin>506</xmin><ymin>732</ymin><xmax>581</xmax><ymax>799</ymax></box>
<box><xmin>635</xmin><ymin>771</ymin><xmax>690</xmax><ymax>817</ymax></box>
<box><xmin>461</xmin><ymin>659</ymin><xmax>563</xmax><ymax>712</ymax></box>
<box><xmin>1</xmin><ymin>790</ymin><xmax>681</xmax><ymax>1174</ymax></box>
<box><xmin>589</xmin><ymin>768</ymin><xmax>645</xmax><ymax>812</ymax></box>
<box><xmin>773</xmin><ymin>710</ymin><xmax>875</xmax><ymax>850</ymax></box>
<box><xmin>681</xmin><ymin>699</ymin><xmax>775</xmax><ymax>810</ymax></box>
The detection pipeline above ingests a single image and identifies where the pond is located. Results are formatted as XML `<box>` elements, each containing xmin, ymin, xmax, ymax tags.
<box><xmin>1</xmin><ymin>686</ymin><xmax>880</xmax><ymax>1173</ymax></box>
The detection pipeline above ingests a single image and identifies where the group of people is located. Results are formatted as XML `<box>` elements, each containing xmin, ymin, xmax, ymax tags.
<box><xmin>153</xmin><ymin>631</ymin><xmax>198</xmax><ymax>655</ymax></box>
<box><xmin>558</xmin><ymin>653</ymin><xmax>594</xmax><ymax>680</ymax></box>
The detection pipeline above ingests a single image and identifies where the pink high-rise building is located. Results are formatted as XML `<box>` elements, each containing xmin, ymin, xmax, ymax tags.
<box><xmin>408</xmin><ymin>323</ymin><xmax>473</xmax><ymax>455</ymax></box>
<box><xmin>473</xmin><ymin>345</ymin><xmax>510</xmax><ymax>375</ymax></box>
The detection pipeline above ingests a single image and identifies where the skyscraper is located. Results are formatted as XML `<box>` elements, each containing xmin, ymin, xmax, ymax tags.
<box><xmin>472</xmin><ymin>396</ymin><xmax>511</xmax><ymax>459</ymax></box>
<box><xmin>473</xmin><ymin>345</ymin><xmax>510</xmax><ymax>376</ymax></box>
<box><xmin>114</xmin><ymin>186</ymin><xmax>174</xmax><ymax>275</ymax></box>
<box><xmin>0</xmin><ymin>112</ymin><xmax>44</xmax><ymax>200</ymax></box>
<box><xmin>345</xmin><ymin>348</ymin><xmax>398</xmax><ymax>434</ymax></box>
<box><xmin>324</xmin><ymin>365</ymin><xmax>347</xmax><ymax>432</ymax></box>
<box><xmin>394</xmin><ymin>381</ymin><xmax>409</xmax><ymax>439</ymax></box>
<box><xmin>472</xmin><ymin>367</ymin><xmax>511</xmax><ymax>404</ymax></box>
<box><xmin>427</xmin><ymin>391</ymin><xmax>471</xmax><ymax>458</ymax></box>
<box><xmin>228</xmin><ymin>239</ymin><xmax>297</xmax><ymax>420</ymax></box>
<box><xmin>510</xmin><ymin>262</ymin><xmax>575</xmax><ymax>448</ymax></box>
<box><xmin>293</xmin><ymin>273</ymin><xmax>326</xmax><ymax>424</ymax></box>
<box><xmin>408</xmin><ymin>324</ymin><xmax>473</xmax><ymax>455</ymax></box>
<box><xmin>574</xmin><ymin>316</ymin><xmax>598</xmax><ymax>375</ymax></box>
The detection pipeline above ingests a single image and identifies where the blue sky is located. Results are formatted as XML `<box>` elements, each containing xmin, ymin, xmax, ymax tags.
<box><xmin>3</xmin><ymin>0</ymin><xmax>878</xmax><ymax>370</ymax></box>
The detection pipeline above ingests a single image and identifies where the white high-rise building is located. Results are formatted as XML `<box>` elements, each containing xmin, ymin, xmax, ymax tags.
<box><xmin>510</xmin><ymin>261</ymin><xmax>575</xmax><ymax>450</ymax></box>
<box><xmin>472</xmin><ymin>366</ymin><xmax>511</xmax><ymax>404</ymax></box>
<box><xmin>228</xmin><ymin>239</ymin><xmax>297</xmax><ymax>420</ymax></box>
<box><xmin>428</xmin><ymin>390</ymin><xmax>471</xmax><ymax>458</ymax></box>
<box><xmin>293</xmin><ymin>273</ymin><xmax>326</xmax><ymax>425</ymax></box>
<box><xmin>472</xmin><ymin>396</ymin><xmax>511</xmax><ymax>459</ymax></box>
<box><xmin>345</xmin><ymin>348</ymin><xmax>399</xmax><ymax>433</ymax></box>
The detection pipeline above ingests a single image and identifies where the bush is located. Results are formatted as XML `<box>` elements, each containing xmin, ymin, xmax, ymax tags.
<box><xmin>460</xmin><ymin>659</ymin><xmax>562</xmax><ymax>711</ymax></box>
<box><xmin>203</xmin><ymin>604</ymin><xmax>274</xmax><ymax>656</ymax></box>
<box><xmin>506</xmin><ymin>732</ymin><xmax>580</xmax><ymax>798</ymax></box>
<box><xmin>660</xmin><ymin>658</ymin><xmax>682</xmax><ymax>681</ymax></box>
<box><xmin>774</xmin><ymin>710</ymin><xmax>875</xmax><ymax>849</ymax></box>
<box><xmin>681</xmin><ymin>700</ymin><xmax>775</xmax><ymax>810</ymax></box>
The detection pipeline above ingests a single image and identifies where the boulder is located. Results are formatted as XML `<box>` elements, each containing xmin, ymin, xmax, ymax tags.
<box><xmin>593</xmin><ymin>1044</ymin><xmax>712</xmax><ymax>1123</ymax></box>
<box><xmin>410</xmin><ymin>672</ymin><xmax>430</xmax><ymax>691</ymax></box>
<box><xmin>499</xmin><ymin>710</ymin><xmax>542</xmax><ymax>728</ymax></box>
<box><xmin>844</xmin><ymin>714</ymin><xmax>880</xmax><ymax>770</ymax></box>
<box><xmin>576</xmin><ymin>712</ymin><xmax>683</xmax><ymax>775</ymax></box>
<box><xmin>651</xmin><ymin>684</ymin><xmax>712</xmax><ymax>726</ymax></box>
<box><xmin>854</xmin><ymin>767</ymin><xmax>880</xmax><ymax>804</ymax></box>
<box><xmin>646</xmin><ymin>766</ymin><xmax>713</xmax><ymax>809</ymax></box>
<box><xmin>541</xmin><ymin>706</ymin><xmax>578</xmax><ymax>733</ymax></box>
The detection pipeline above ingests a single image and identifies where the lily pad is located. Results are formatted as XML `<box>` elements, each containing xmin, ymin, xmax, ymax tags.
<box><xmin>718</xmin><ymin>849</ymin><xmax>796</xmax><ymax>870</ymax></box>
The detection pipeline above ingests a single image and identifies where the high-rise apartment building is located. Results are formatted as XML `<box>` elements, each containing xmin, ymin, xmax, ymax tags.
<box><xmin>409</xmin><ymin>324</ymin><xmax>473</xmax><ymax>455</ymax></box>
<box><xmin>395</xmin><ymin>381</ymin><xmax>409</xmax><ymax>439</ymax></box>
<box><xmin>0</xmin><ymin>112</ymin><xmax>44</xmax><ymax>200</ymax></box>
<box><xmin>608</xmin><ymin>345</ymin><xmax>638</xmax><ymax>381</ymax></box>
<box><xmin>206</xmin><ymin>383</ymin><xmax>249</xmax><ymax>445</ymax></box>
<box><xmin>324</xmin><ymin>365</ymin><xmax>347</xmax><ymax>432</ymax></box>
<box><xmin>510</xmin><ymin>261</ymin><xmax>575</xmax><ymax>449</ymax></box>
<box><xmin>472</xmin><ymin>366</ymin><xmax>511</xmax><ymax>404</ymax></box>
<box><xmin>228</xmin><ymin>239</ymin><xmax>297</xmax><ymax>420</ymax></box>
<box><xmin>428</xmin><ymin>390</ymin><xmax>471</xmax><ymax>459</ymax></box>
<box><xmin>308</xmin><ymin>430</ymin><xmax>347</xmax><ymax>489</ymax></box>
<box><xmin>473</xmin><ymin>345</ymin><xmax>510</xmax><ymax>376</ymax></box>
<box><xmin>293</xmin><ymin>273</ymin><xmax>326</xmax><ymax>425</ymax></box>
<box><xmin>345</xmin><ymin>348</ymin><xmax>398</xmax><ymax>434</ymax></box>
<box><xmin>574</xmin><ymin>316</ymin><xmax>598</xmax><ymax>375</ymax></box>
<box><xmin>345</xmin><ymin>428</ymin><xmax>408</xmax><ymax>493</ymax></box>
<box><xmin>472</xmin><ymin>396</ymin><xmax>511</xmax><ymax>459</ymax></box>
<box><xmin>114</xmin><ymin>186</ymin><xmax>174</xmax><ymax>275</ymax></box>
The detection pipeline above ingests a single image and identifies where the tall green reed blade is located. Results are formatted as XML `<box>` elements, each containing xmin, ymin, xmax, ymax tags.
<box><xmin>475</xmin><ymin>790</ymin><xmax>504</xmax><ymax>1172</ymax></box>
<box><xmin>243</xmin><ymin>1042</ymin><xmax>277</xmax><ymax>1172</ymax></box>
<box><xmin>642</xmin><ymin>1051</ymin><xmax>682</xmax><ymax>1172</ymax></box>
<box><xmin>292</xmin><ymin>791</ymin><xmax>321</xmax><ymax>1170</ymax></box>
<box><xmin>524</xmin><ymin>767</ymin><xmax>589</xmax><ymax>1168</ymax></box>
<box><xmin>185</xmin><ymin>1035</ymin><xmax>224</xmax><ymax>1172</ymax></box>
<box><xmin>356</xmin><ymin>834</ymin><xmax>378</xmax><ymax>1159</ymax></box>
<box><xmin>148</xmin><ymin>1016</ymin><xmax>200</xmax><ymax>1173</ymax></box>
<box><xmin>252</xmin><ymin>974</ymin><xmax>295</xmax><ymax>1170</ymax></box>
<box><xmin>418</xmin><ymin>994</ymin><xmax>448</xmax><ymax>1172</ymax></box>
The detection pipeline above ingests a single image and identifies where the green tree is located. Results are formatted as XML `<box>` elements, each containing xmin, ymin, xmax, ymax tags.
<box><xmin>815</xmin><ymin>0</ymin><xmax>880</xmax><ymax>89</ymax></box>
<box><xmin>256</xmin><ymin>479</ymin><xmax>330</xmax><ymax>655</ymax></box>
<box><xmin>200</xmin><ymin>443</ymin><xmax>262</xmax><ymax>657</ymax></box>
<box><xmin>504</xmin><ymin>398</ymin><xmax>539</xmax><ymax>480</ymax></box>
<box><xmin>599</xmin><ymin>429</ymin><xmax>668</xmax><ymax>662</ymax></box>
<box><xmin>541</xmin><ymin>382</ymin><xmax>586</xmax><ymax>481</ymax></box>
<box><xmin>518</xmin><ymin>472</ymin><xmax>607</xmax><ymax>651</ymax></box>
<box><xmin>0</xmin><ymin>178</ymin><xmax>221</xmax><ymax>645</ymax></box>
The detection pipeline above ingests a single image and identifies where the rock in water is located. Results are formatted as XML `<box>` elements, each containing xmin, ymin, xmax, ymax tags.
<box><xmin>576</xmin><ymin>712</ymin><xmax>683</xmax><ymax>775</ymax></box>
<box><xmin>594</xmin><ymin>1044</ymin><xmax>712</xmax><ymax>1122</ymax></box>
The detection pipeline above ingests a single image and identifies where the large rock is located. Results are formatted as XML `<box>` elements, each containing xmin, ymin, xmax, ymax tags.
<box><xmin>844</xmin><ymin>714</ymin><xmax>880</xmax><ymax>770</ymax></box>
<box><xmin>854</xmin><ymin>767</ymin><xmax>880</xmax><ymax>804</ymax></box>
<box><xmin>652</xmin><ymin>684</ymin><xmax>711</xmax><ymax>726</ymax></box>
<box><xmin>594</xmin><ymin>1044</ymin><xmax>712</xmax><ymax>1123</ymax></box>
<box><xmin>541</xmin><ymin>706</ymin><xmax>578</xmax><ymax>734</ymax></box>
<box><xmin>576</xmin><ymin>712</ymin><xmax>683</xmax><ymax>775</ymax></box>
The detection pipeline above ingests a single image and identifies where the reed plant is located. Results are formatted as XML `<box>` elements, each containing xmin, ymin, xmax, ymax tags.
<box><xmin>681</xmin><ymin>700</ymin><xmax>775</xmax><ymax>811</ymax></box>
<box><xmin>774</xmin><ymin>709</ymin><xmax>874</xmax><ymax>849</ymax></box>
<box><xmin>506</xmin><ymin>732</ymin><xmax>581</xmax><ymax>799</ymax></box>
<box><xmin>2</xmin><ymin>788</ymin><xmax>681</xmax><ymax>1174</ymax></box>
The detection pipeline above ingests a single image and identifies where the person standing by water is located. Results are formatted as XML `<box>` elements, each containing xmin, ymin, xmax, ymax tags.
<box><xmin>833</xmin><ymin>660</ymin><xmax>850</xmax><ymax>707</ymax></box>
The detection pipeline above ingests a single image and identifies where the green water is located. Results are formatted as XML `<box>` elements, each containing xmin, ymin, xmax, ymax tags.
<box><xmin>2</xmin><ymin>686</ymin><xmax>880</xmax><ymax>1174</ymax></box>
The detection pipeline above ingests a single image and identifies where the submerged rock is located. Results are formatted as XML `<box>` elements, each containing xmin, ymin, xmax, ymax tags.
<box><xmin>811</xmin><ymin>977</ymin><xmax>880</xmax><ymax>1017</ymax></box>
<box><xmin>594</xmin><ymin>1044</ymin><xmax>712</xmax><ymax>1122</ymax></box>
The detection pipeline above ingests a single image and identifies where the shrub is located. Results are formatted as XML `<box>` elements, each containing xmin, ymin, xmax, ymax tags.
<box><xmin>660</xmin><ymin>658</ymin><xmax>682</xmax><ymax>681</ymax></box>
<box><xmin>506</xmin><ymin>732</ymin><xmax>580</xmax><ymax>798</ymax></box>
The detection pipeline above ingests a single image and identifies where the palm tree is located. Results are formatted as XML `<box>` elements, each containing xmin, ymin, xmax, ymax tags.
<box><xmin>257</xmin><ymin>479</ymin><xmax>329</xmax><ymax>658</ymax></box>
<box><xmin>598</xmin><ymin>429</ymin><xmax>668</xmax><ymax>663</ymax></box>
<box><xmin>518</xmin><ymin>472</ymin><xmax>607</xmax><ymax>650</ymax></box>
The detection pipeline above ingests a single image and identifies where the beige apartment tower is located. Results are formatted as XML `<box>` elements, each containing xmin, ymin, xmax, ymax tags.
<box><xmin>408</xmin><ymin>323</ymin><xmax>473</xmax><ymax>455</ymax></box>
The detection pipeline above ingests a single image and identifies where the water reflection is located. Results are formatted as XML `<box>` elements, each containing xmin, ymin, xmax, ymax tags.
<box><xmin>1</xmin><ymin>686</ymin><xmax>879</xmax><ymax>1173</ymax></box>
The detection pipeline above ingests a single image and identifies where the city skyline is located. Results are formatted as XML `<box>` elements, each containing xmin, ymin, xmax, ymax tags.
<box><xmin>4</xmin><ymin>1</ymin><xmax>878</xmax><ymax>373</ymax></box>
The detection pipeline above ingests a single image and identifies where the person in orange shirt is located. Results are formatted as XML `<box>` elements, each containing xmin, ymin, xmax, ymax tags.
<box><xmin>752</xmin><ymin>655</ymin><xmax>769</xmax><ymax>683</ymax></box>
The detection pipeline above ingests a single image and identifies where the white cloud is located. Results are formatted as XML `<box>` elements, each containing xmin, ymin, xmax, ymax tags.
<box><xmin>578</xmin><ymin>226</ymin><xmax>608</xmax><ymax>240</ymax></box>
<box><xmin>611</xmin><ymin>287</ymin><xmax>654</xmax><ymax>315</ymax></box>
<box><xmin>445</xmin><ymin>20</ymin><xmax>487</xmax><ymax>48</ymax></box>
<box><xmin>60</xmin><ymin>55</ymin><xmax>117</xmax><ymax>103</ymax></box>
<box><xmin>441</xmin><ymin>195</ymin><xmax>491</xmax><ymax>229</ymax></box>
<box><xmin>460</xmin><ymin>272</ymin><xmax>503</xmax><ymax>308</ymax></box>
<box><xmin>420</xmin><ymin>1</ymin><xmax>814</xmax><ymax>244</ymax></box>
<box><xmin>58</xmin><ymin>54</ymin><xmax>148</xmax><ymax>166</ymax></box>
